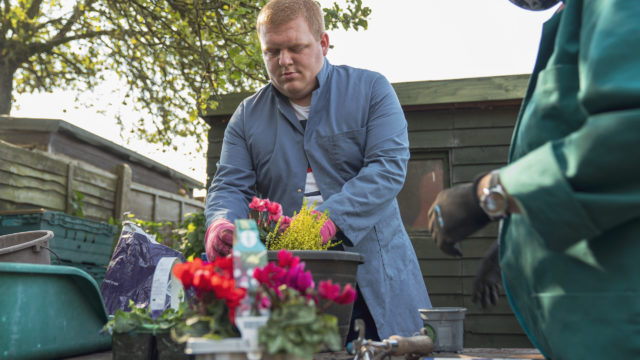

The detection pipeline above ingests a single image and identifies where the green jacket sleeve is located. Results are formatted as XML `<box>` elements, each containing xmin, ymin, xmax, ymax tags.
<box><xmin>499</xmin><ymin>0</ymin><xmax>640</xmax><ymax>251</ymax></box>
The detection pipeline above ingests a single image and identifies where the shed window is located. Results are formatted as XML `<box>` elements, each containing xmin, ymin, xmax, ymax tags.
<box><xmin>397</xmin><ymin>155</ymin><xmax>447</xmax><ymax>232</ymax></box>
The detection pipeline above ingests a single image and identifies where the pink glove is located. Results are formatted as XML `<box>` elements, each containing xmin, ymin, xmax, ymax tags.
<box><xmin>320</xmin><ymin>218</ymin><xmax>337</xmax><ymax>245</ymax></box>
<box><xmin>205</xmin><ymin>219</ymin><xmax>235</xmax><ymax>260</ymax></box>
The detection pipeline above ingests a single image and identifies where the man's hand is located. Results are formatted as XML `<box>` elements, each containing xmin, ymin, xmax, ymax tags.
<box><xmin>320</xmin><ymin>218</ymin><xmax>337</xmax><ymax>244</ymax></box>
<box><xmin>427</xmin><ymin>177</ymin><xmax>490</xmax><ymax>257</ymax></box>
<box><xmin>472</xmin><ymin>241</ymin><xmax>501</xmax><ymax>308</ymax></box>
<box><xmin>205</xmin><ymin>219</ymin><xmax>235</xmax><ymax>260</ymax></box>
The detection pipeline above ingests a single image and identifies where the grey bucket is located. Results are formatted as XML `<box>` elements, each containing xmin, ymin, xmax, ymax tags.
<box><xmin>0</xmin><ymin>230</ymin><xmax>54</xmax><ymax>265</ymax></box>
<box><xmin>419</xmin><ymin>307</ymin><xmax>467</xmax><ymax>352</ymax></box>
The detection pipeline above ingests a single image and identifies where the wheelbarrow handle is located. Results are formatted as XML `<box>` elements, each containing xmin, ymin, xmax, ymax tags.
<box><xmin>388</xmin><ymin>335</ymin><xmax>434</xmax><ymax>356</ymax></box>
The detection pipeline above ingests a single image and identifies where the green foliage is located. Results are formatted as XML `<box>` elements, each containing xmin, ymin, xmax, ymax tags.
<box><xmin>171</xmin><ymin>297</ymin><xmax>240</xmax><ymax>343</ymax></box>
<box><xmin>110</xmin><ymin>212</ymin><xmax>175</xmax><ymax>244</ymax></box>
<box><xmin>107</xmin><ymin>211</ymin><xmax>208</xmax><ymax>260</ymax></box>
<box><xmin>265</xmin><ymin>199</ymin><xmax>341</xmax><ymax>251</ymax></box>
<box><xmin>103</xmin><ymin>299</ymin><xmax>184</xmax><ymax>335</ymax></box>
<box><xmin>1</xmin><ymin>0</ymin><xmax>371</xmax><ymax>150</ymax></box>
<box><xmin>70</xmin><ymin>191</ymin><xmax>85</xmax><ymax>218</ymax></box>
<box><xmin>258</xmin><ymin>288</ymin><xmax>341</xmax><ymax>359</ymax></box>
<box><xmin>171</xmin><ymin>212</ymin><xmax>206</xmax><ymax>260</ymax></box>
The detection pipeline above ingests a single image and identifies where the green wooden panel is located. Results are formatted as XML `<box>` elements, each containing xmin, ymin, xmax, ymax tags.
<box><xmin>410</xmin><ymin>128</ymin><xmax>513</xmax><ymax>150</ymax></box>
<box><xmin>452</xmin><ymin>164</ymin><xmax>498</xmax><ymax>184</ymax></box>
<box><xmin>464</xmin><ymin>333</ymin><xmax>533</xmax><ymax>348</ymax></box>
<box><xmin>406</xmin><ymin>111</ymin><xmax>454</xmax><ymax>132</ymax></box>
<box><xmin>461</xmin><ymin>295</ymin><xmax>513</xmax><ymax>315</ymax></box>
<box><xmin>412</xmin><ymin>234</ymin><xmax>497</xmax><ymax>260</ymax></box>
<box><xmin>465</xmin><ymin>221</ymin><xmax>499</xmax><ymax>238</ymax></box>
<box><xmin>459</xmin><ymin>237</ymin><xmax>499</xmax><ymax>258</ymax></box>
<box><xmin>465</xmin><ymin>314</ymin><xmax>527</xmax><ymax>334</ymax></box>
<box><xmin>452</xmin><ymin>146</ymin><xmax>510</xmax><ymax>165</ymax></box>
<box><xmin>393</xmin><ymin>75</ymin><xmax>529</xmax><ymax>107</ymax></box>
<box><xmin>207</xmin><ymin>141</ymin><xmax>224</xmax><ymax>158</ymax></box>
<box><xmin>419</xmin><ymin>259</ymin><xmax>462</xmax><ymax>277</ymax></box>
<box><xmin>409</xmin><ymin>129</ymin><xmax>456</xmax><ymax>149</ymax></box>
<box><xmin>453</xmin><ymin>107</ymin><xmax>519</xmax><ymax>129</ymax></box>
<box><xmin>429</xmin><ymin>294</ymin><xmax>465</xmax><ymax>308</ymax></box>
<box><xmin>461</xmin><ymin>278</ymin><xmax>506</xmax><ymax>299</ymax></box>
<box><xmin>407</xmin><ymin>106</ymin><xmax>519</xmax><ymax>133</ymax></box>
<box><xmin>424</xmin><ymin>276</ymin><xmax>463</xmax><ymax>295</ymax></box>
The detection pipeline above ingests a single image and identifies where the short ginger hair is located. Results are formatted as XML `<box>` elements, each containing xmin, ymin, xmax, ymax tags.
<box><xmin>257</xmin><ymin>0</ymin><xmax>326</xmax><ymax>40</ymax></box>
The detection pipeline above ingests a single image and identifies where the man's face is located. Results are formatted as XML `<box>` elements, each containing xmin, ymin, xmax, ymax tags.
<box><xmin>259</xmin><ymin>16</ymin><xmax>329</xmax><ymax>106</ymax></box>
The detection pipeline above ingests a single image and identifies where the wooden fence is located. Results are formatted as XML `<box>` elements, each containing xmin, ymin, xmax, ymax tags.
<box><xmin>0</xmin><ymin>139</ymin><xmax>204</xmax><ymax>223</ymax></box>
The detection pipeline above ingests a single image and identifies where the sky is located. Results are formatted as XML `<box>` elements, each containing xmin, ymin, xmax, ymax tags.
<box><xmin>12</xmin><ymin>0</ymin><xmax>559</xmax><ymax>188</ymax></box>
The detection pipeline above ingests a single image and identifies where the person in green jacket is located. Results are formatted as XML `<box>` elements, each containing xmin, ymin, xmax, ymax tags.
<box><xmin>428</xmin><ymin>0</ymin><xmax>640</xmax><ymax>358</ymax></box>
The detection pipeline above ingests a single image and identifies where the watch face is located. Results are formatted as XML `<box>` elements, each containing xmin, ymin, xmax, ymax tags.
<box><xmin>481</xmin><ymin>185</ymin><xmax>508</xmax><ymax>218</ymax></box>
<box><xmin>486</xmin><ymin>193</ymin><xmax>507</xmax><ymax>213</ymax></box>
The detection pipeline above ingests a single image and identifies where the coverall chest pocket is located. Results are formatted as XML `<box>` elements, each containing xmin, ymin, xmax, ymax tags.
<box><xmin>320</xmin><ymin>128</ymin><xmax>366</xmax><ymax>181</ymax></box>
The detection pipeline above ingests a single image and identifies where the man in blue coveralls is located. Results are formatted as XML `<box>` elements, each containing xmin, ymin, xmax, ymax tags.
<box><xmin>204</xmin><ymin>0</ymin><xmax>431</xmax><ymax>342</ymax></box>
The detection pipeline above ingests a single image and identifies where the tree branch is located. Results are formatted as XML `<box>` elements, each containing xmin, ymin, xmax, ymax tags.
<box><xmin>26</xmin><ymin>0</ymin><xmax>44</xmax><ymax>19</ymax></box>
<box><xmin>25</xmin><ymin>29</ymin><xmax>115</xmax><ymax>59</ymax></box>
<box><xmin>53</xmin><ymin>0</ymin><xmax>97</xmax><ymax>42</ymax></box>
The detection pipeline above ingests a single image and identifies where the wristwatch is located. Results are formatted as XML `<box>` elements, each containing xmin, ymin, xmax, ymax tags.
<box><xmin>479</xmin><ymin>171</ymin><xmax>509</xmax><ymax>220</ymax></box>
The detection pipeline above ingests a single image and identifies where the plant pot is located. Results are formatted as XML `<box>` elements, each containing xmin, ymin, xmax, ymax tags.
<box><xmin>112</xmin><ymin>331</ymin><xmax>155</xmax><ymax>360</ymax></box>
<box><xmin>267</xmin><ymin>250</ymin><xmax>364</xmax><ymax>346</ymax></box>
<box><xmin>262</xmin><ymin>354</ymin><xmax>307</xmax><ymax>360</ymax></box>
<box><xmin>156</xmin><ymin>332</ymin><xmax>192</xmax><ymax>360</ymax></box>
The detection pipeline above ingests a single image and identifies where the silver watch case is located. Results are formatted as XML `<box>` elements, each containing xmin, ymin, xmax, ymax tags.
<box><xmin>479</xmin><ymin>183</ymin><xmax>509</xmax><ymax>220</ymax></box>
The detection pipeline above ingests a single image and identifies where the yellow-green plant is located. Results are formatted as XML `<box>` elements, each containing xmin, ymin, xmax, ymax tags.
<box><xmin>265</xmin><ymin>199</ymin><xmax>340</xmax><ymax>251</ymax></box>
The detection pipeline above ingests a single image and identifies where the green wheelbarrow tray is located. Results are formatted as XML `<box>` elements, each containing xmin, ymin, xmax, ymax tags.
<box><xmin>0</xmin><ymin>262</ymin><xmax>111</xmax><ymax>360</ymax></box>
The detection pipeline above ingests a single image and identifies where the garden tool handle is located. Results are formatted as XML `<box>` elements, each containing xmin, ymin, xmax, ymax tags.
<box><xmin>388</xmin><ymin>335</ymin><xmax>434</xmax><ymax>356</ymax></box>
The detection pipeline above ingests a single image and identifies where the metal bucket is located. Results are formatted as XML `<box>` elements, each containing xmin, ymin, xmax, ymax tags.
<box><xmin>0</xmin><ymin>230</ymin><xmax>54</xmax><ymax>265</ymax></box>
<box><xmin>419</xmin><ymin>307</ymin><xmax>467</xmax><ymax>352</ymax></box>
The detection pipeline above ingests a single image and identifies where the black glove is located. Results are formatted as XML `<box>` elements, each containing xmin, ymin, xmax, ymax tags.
<box><xmin>472</xmin><ymin>241</ymin><xmax>501</xmax><ymax>308</ymax></box>
<box><xmin>427</xmin><ymin>175</ymin><xmax>490</xmax><ymax>257</ymax></box>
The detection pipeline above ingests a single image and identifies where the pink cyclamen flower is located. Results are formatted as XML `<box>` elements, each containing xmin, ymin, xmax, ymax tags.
<box><xmin>267</xmin><ymin>201</ymin><xmax>283</xmax><ymax>222</ymax></box>
<box><xmin>249</xmin><ymin>197</ymin><xmax>268</xmax><ymax>212</ymax></box>
<box><xmin>277</xmin><ymin>249</ymin><xmax>300</xmax><ymax>269</ymax></box>
<box><xmin>284</xmin><ymin>262</ymin><xmax>314</xmax><ymax>294</ymax></box>
<box><xmin>279</xmin><ymin>216</ymin><xmax>292</xmax><ymax>231</ymax></box>
<box><xmin>334</xmin><ymin>283</ymin><xmax>357</xmax><ymax>304</ymax></box>
<box><xmin>318</xmin><ymin>279</ymin><xmax>341</xmax><ymax>301</ymax></box>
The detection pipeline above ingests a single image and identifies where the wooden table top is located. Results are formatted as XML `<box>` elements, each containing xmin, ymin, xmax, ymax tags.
<box><xmin>64</xmin><ymin>348</ymin><xmax>543</xmax><ymax>360</ymax></box>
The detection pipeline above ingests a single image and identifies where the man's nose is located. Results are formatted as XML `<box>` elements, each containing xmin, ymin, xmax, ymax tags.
<box><xmin>279</xmin><ymin>49</ymin><xmax>293</xmax><ymax>66</ymax></box>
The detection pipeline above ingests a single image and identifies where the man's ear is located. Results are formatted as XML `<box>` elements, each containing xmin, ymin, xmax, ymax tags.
<box><xmin>320</xmin><ymin>32</ymin><xmax>329</xmax><ymax>56</ymax></box>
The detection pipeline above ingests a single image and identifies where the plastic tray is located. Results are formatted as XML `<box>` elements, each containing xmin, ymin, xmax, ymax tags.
<box><xmin>0</xmin><ymin>210</ymin><xmax>117</xmax><ymax>266</ymax></box>
<box><xmin>0</xmin><ymin>262</ymin><xmax>112</xmax><ymax>359</ymax></box>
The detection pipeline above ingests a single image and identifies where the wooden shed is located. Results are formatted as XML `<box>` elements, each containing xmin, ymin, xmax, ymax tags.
<box><xmin>0</xmin><ymin>117</ymin><xmax>204</xmax><ymax>223</ymax></box>
<box><xmin>201</xmin><ymin>74</ymin><xmax>532</xmax><ymax>348</ymax></box>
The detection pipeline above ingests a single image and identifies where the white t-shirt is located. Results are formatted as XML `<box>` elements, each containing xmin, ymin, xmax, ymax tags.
<box><xmin>290</xmin><ymin>101</ymin><xmax>324</xmax><ymax>207</ymax></box>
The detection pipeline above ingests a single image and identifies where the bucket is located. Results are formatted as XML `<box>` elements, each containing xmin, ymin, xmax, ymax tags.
<box><xmin>0</xmin><ymin>230</ymin><xmax>54</xmax><ymax>265</ymax></box>
<box><xmin>419</xmin><ymin>307</ymin><xmax>467</xmax><ymax>353</ymax></box>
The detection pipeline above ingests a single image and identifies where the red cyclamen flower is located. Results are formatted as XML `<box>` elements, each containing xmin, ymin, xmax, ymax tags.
<box><xmin>249</xmin><ymin>197</ymin><xmax>268</xmax><ymax>212</ymax></box>
<box><xmin>334</xmin><ymin>283</ymin><xmax>357</xmax><ymax>304</ymax></box>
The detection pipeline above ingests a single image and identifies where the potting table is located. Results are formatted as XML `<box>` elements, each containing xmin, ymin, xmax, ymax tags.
<box><xmin>63</xmin><ymin>348</ymin><xmax>544</xmax><ymax>359</ymax></box>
